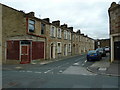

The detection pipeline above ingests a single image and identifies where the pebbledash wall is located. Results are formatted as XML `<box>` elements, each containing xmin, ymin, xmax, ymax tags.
<box><xmin>1</xmin><ymin>3</ymin><xmax>95</xmax><ymax>64</ymax></box>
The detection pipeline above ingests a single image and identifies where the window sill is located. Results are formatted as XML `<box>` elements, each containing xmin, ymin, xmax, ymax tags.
<box><xmin>50</xmin><ymin>36</ymin><xmax>56</xmax><ymax>38</ymax></box>
<box><xmin>57</xmin><ymin>37</ymin><xmax>62</xmax><ymax>39</ymax></box>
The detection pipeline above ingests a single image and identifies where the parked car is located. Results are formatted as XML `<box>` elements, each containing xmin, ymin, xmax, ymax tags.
<box><xmin>87</xmin><ymin>50</ymin><xmax>102</xmax><ymax>61</ymax></box>
<box><xmin>96</xmin><ymin>48</ymin><xmax>106</xmax><ymax>57</ymax></box>
<box><xmin>104</xmin><ymin>47</ymin><xmax>110</xmax><ymax>53</ymax></box>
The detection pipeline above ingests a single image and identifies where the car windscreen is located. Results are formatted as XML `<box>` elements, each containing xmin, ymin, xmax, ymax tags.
<box><xmin>96</xmin><ymin>48</ymin><xmax>103</xmax><ymax>51</ymax></box>
<box><xmin>88</xmin><ymin>51</ymin><xmax>96</xmax><ymax>54</ymax></box>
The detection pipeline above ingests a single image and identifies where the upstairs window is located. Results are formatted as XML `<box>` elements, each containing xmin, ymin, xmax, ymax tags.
<box><xmin>69</xmin><ymin>32</ymin><xmax>71</xmax><ymax>40</ymax></box>
<box><xmin>57</xmin><ymin>28</ymin><xmax>61</xmax><ymax>38</ymax></box>
<box><xmin>72</xmin><ymin>35</ymin><xmax>74</xmax><ymax>40</ymax></box>
<box><xmin>68</xmin><ymin>32</ymin><xmax>71</xmax><ymax>40</ymax></box>
<box><xmin>64</xmin><ymin>30</ymin><xmax>67</xmax><ymax>39</ymax></box>
<box><xmin>68</xmin><ymin>32</ymin><xmax>70</xmax><ymax>40</ymax></box>
<box><xmin>50</xmin><ymin>26</ymin><xmax>56</xmax><ymax>37</ymax></box>
<box><xmin>76</xmin><ymin>35</ymin><xmax>78</xmax><ymax>41</ymax></box>
<box><xmin>79</xmin><ymin>36</ymin><xmax>81</xmax><ymax>41</ymax></box>
<box><xmin>28</xmin><ymin>19</ymin><xmax>35</xmax><ymax>32</ymax></box>
<box><xmin>41</xmin><ymin>23</ymin><xmax>45</xmax><ymax>34</ymax></box>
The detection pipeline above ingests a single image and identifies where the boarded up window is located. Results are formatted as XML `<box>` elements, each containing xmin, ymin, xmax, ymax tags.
<box><xmin>7</xmin><ymin>41</ymin><xmax>19</xmax><ymax>60</ymax></box>
<box><xmin>32</xmin><ymin>42</ymin><xmax>44</xmax><ymax>60</ymax></box>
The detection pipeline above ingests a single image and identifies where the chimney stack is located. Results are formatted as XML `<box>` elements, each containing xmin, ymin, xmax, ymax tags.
<box><xmin>52</xmin><ymin>20</ymin><xmax>60</xmax><ymax>26</ymax></box>
<box><xmin>26</xmin><ymin>12</ymin><xmax>35</xmax><ymax>17</ymax></box>
<box><xmin>68</xmin><ymin>27</ymin><xmax>73</xmax><ymax>32</ymax></box>
<box><xmin>43</xmin><ymin>18</ymin><xmax>50</xmax><ymax>23</ymax></box>
<box><xmin>76</xmin><ymin>29</ymin><xmax>81</xmax><ymax>34</ymax></box>
<box><xmin>61</xmin><ymin>24</ymin><xmax>67</xmax><ymax>28</ymax></box>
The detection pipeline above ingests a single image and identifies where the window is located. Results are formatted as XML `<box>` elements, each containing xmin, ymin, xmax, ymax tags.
<box><xmin>67</xmin><ymin>32</ymin><xmax>71</xmax><ymax>40</ymax></box>
<box><xmin>64</xmin><ymin>30</ymin><xmax>67</xmax><ymax>39</ymax></box>
<box><xmin>57</xmin><ymin>42</ymin><xmax>61</xmax><ymax>53</ymax></box>
<box><xmin>70</xmin><ymin>32</ymin><xmax>71</xmax><ymax>40</ymax></box>
<box><xmin>28</xmin><ymin>19</ymin><xmax>35</xmax><ymax>32</ymax></box>
<box><xmin>68</xmin><ymin>44</ymin><xmax>71</xmax><ymax>52</ymax></box>
<box><xmin>79</xmin><ymin>36</ymin><xmax>81</xmax><ymax>41</ymax></box>
<box><xmin>41</xmin><ymin>23</ymin><xmax>45</xmax><ymax>34</ymax></box>
<box><xmin>72</xmin><ymin>35</ymin><xmax>74</xmax><ymax>40</ymax></box>
<box><xmin>76</xmin><ymin>35</ymin><xmax>78</xmax><ymax>41</ymax></box>
<box><xmin>57</xmin><ymin>28</ymin><xmax>61</xmax><ymax>38</ymax></box>
<box><xmin>50</xmin><ymin>26</ymin><xmax>56</xmax><ymax>37</ymax></box>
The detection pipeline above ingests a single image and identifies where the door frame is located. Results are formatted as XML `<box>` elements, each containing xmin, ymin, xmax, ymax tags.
<box><xmin>50</xmin><ymin>43</ymin><xmax>55</xmax><ymax>59</ymax></box>
<box><xmin>20</xmin><ymin>40</ymin><xmax>31</xmax><ymax>64</ymax></box>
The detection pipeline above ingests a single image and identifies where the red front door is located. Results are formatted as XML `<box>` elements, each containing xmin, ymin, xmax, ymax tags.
<box><xmin>20</xmin><ymin>45</ymin><xmax>30</xmax><ymax>64</ymax></box>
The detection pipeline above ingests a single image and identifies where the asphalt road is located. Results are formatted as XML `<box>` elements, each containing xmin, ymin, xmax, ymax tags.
<box><xmin>2</xmin><ymin>54</ymin><xmax>119</xmax><ymax>88</ymax></box>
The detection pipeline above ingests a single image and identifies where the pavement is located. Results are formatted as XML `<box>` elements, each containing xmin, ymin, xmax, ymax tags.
<box><xmin>87</xmin><ymin>55</ymin><xmax>120</xmax><ymax>77</ymax></box>
<box><xmin>2</xmin><ymin>55</ymin><xmax>80</xmax><ymax>71</ymax></box>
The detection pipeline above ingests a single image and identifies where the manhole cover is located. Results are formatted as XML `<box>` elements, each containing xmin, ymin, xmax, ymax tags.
<box><xmin>73</xmin><ymin>63</ymin><xmax>79</xmax><ymax>66</ymax></box>
<box><xmin>98</xmin><ymin>67</ymin><xmax>107</xmax><ymax>71</ymax></box>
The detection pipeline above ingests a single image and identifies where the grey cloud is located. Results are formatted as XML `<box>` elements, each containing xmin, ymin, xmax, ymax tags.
<box><xmin>1</xmin><ymin>0</ymin><xmax>119</xmax><ymax>39</ymax></box>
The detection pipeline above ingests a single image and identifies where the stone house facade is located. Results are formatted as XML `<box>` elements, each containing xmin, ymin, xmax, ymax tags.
<box><xmin>95</xmin><ymin>39</ymin><xmax>110</xmax><ymax>49</ymax></box>
<box><xmin>108</xmin><ymin>2</ymin><xmax>120</xmax><ymax>62</ymax></box>
<box><xmin>1</xmin><ymin>3</ymin><xmax>95</xmax><ymax>64</ymax></box>
<box><xmin>1</xmin><ymin>4</ymin><xmax>46</xmax><ymax>64</ymax></box>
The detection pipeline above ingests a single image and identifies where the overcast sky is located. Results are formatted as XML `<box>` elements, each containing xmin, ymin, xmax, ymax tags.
<box><xmin>0</xmin><ymin>0</ymin><xmax>120</xmax><ymax>39</ymax></box>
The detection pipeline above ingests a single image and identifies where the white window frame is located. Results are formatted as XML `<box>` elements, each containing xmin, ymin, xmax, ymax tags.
<box><xmin>57</xmin><ymin>28</ymin><xmax>61</xmax><ymax>38</ymax></box>
<box><xmin>70</xmin><ymin>32</ymin><xmax>71</xmax><ymax>40</ymax></box>
<box><xmin>66</xmin><ymin>31</ymin><xmax>67</xmax><ymax>39</ymax></box>
<box><xmin>64</xmin><ymin>30</ymin><xmax>66</xmax><ymax>39</ymax></box>
<box><xmin>64</xmin><ymin>30</ymin><xmax>67</xmax><ymax>39</ymax></box>
<box><xmin>50</xmin><ymin>25</ymin><xmax>56</xmax><ymax>37</ymax></box>
<box><xmin>68</xmin><ymin>43</ymin><xmax>71</xmax><ymax>52</ymax></box>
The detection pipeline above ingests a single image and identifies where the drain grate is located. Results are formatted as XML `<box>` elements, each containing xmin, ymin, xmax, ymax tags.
<box><xmin>98</xmin><ymin>67</ymin><xmax>107</xmax><ymax>71</ymax></box>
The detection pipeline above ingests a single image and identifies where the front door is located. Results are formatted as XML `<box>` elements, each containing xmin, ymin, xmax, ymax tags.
<box><xmin>64</xmin><ymin>44</ymin><xmax>67</xmax><ymax>56</ymax></box>
<box><xmin>114</xmin><ymin>41</ymin><xmax>120</xmax><ymax>60</ymax></box>
<box><xmin>20</xmin><ymin>45</ymin><xmax>30</xmax><ymax>64</ymax></box>
<box><xmin>51</xmin><ymin>44</ymin><xmax>53</xmax><ymax>58</ymax></box>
